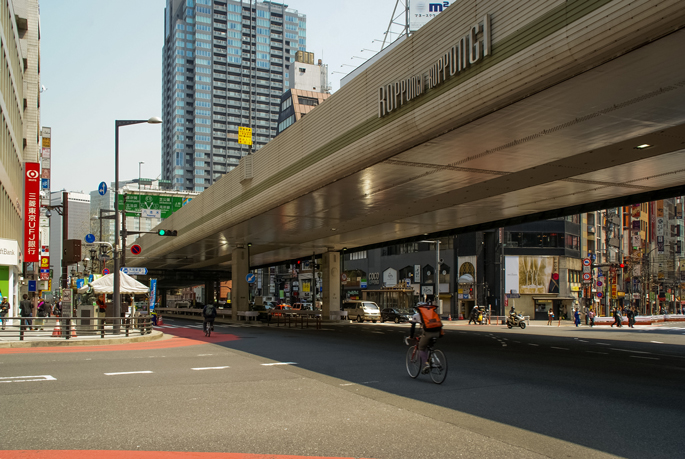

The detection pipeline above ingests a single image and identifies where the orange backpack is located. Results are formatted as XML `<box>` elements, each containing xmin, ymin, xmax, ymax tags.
<box><xmin>417</xmin><ymin>305</ymin><xmax>443</xmax><ymax>331</ymax></box>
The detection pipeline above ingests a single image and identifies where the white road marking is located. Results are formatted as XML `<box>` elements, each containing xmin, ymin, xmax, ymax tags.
<box><xmin>597</xmin><ymin>343</ymin><xmax>610</xmax><ymax>346</ymax></box>
<box><xmin>610</xmin><ymin>348</ymin><xmax>651</xmax><ymax>355</ymax></box>
<box><xmin>528</xmin><ymin>343</ymin><xmax>539</xmax><ymax>346</ymax></box>
<box><xmin>261</xmin><ymin>362</ymin><xmax>297</xmax><ymax>366</ymax></box>
<box><xmin>578</xmin><ymin>340</ymin><xmax>589</xmax><ymax>343</ymax></box>
<box><xmin>104</xmin><ymin>371</ymin><xmax>153</xmax><ymax>376</ymax></box>
<box><xmin>630</xmin><ymin>356</ymin><xmax>660</xmax><ymax>360</ymax></box>
<box><xmin>339</xmin><ymin>383</ymin><xmax>355</xmax><ymax>386</ymax></box>
<box><xmin>650</xmin><ymin>341</ymin><xmax>664</xmax><ymax>344</ymax></box>
<box><xmin>371</xmin><ymin>331</ymin><xmax>384</xmax><ymax>334</ymax></box>
<box><xmin>551</xmin><ymin>347</ymin><xmax>569</xmax><ymax>350</ymax></box>
<box><xmin>191</xmin><ymin>366</ymin><xmax>230</xmax><ymax>371</ymax></box>
<box><xmin>0</xmin><ymin>375</ymin><xmax>56</xmax><ymax>383</ymax></box>
<box><xmin>587</xmin><ymin>351</ymin><xmax>609</xmax><ymax>355</ymax></box>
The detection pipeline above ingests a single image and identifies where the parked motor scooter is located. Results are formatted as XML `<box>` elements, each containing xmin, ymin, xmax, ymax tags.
<box><xmin>506</xmin><ymin>311</ymin><xmax>527</xmax><ymax>329</ymax></box>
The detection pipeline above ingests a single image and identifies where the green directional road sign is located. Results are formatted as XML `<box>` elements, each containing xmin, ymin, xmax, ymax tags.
<box><xmin>117</xmin><ymin>194</ymin><xmax>185</xmax><ymax>219</ymax></box>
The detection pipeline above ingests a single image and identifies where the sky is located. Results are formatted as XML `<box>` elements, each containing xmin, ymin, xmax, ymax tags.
<box><xmin>40</xmin><ymin>0</ymin><xmax>404</xmax><ymax>194</ymax></box>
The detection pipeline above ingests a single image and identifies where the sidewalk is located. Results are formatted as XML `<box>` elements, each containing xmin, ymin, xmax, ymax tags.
<box><xmin>0</xmin><ymin>327</ymin><xmax>164</xmax><ymax>348</ymax></box>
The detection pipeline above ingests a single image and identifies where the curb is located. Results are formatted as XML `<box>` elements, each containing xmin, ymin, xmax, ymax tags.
<box><xmin>0</xmin><ymin>330</ymin><xmax>165</xmax><ymax>349</ymax></box>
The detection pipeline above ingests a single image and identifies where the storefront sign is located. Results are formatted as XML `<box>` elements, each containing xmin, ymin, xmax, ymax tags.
<box><xmin>378</xmin><ymin>14</ymin><xmax>491</xmax><ymax>118</ymax></box>
<box><xmin>23</xmin><ymin>162</ymin><xmax>41</xmax><ymax>262</ymax></box>
<box><xmin>0</xmin><ymin>238</ymin><xmax>18</xmax><ymax>266</ymax></box>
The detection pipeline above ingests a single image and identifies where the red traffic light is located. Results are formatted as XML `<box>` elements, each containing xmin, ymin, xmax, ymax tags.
<box><xmin>619</xmin><ymin>263</ymin><xmax>625</xmax><ymax>269</ymax></box>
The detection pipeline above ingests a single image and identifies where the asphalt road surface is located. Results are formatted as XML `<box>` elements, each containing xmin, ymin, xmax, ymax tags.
<box><xmin>1</xmin><ymin>318</ymin><xmax>684</xmax><ymax>459</ymax></box>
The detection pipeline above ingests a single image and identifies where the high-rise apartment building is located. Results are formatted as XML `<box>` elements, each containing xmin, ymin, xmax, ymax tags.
<box><xmin>161</xmin><ymin>0</ymin><xmax>307</xmax><ymax>192</ymax></box>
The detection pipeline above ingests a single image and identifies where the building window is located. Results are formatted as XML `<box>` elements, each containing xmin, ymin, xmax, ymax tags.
<box><xmin>349</xmin><ymin>251</ymin><xmax>367</xmax><ymax>260</ymax></box>
<box><xmin>298</xmin><ymin>96</ymin><xmax>318</xmax><ymax>106</ymax></box>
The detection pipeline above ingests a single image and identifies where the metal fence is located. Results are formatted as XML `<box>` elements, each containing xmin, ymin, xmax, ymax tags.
<box><xmin>0</xmin><ymin>316</ymin><xmax>153</xmax><ymax>341</ymax></box>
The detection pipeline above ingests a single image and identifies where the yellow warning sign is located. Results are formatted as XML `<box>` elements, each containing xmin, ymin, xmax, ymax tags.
<box><xmin>238</xmin><ymin>127</ymin><xmax>252</xmax><ymax>146</ymax></box>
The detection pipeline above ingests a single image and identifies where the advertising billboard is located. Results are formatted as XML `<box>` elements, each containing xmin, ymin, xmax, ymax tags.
<box><xmin>410</xmin><ymin>1</ymin><xmax>451</xmax><ymax>32</ymax></box>
<box><xmin>505</xmin><ymin>256</ymin><xmax>559</xmax><ymax>295</ymax></box>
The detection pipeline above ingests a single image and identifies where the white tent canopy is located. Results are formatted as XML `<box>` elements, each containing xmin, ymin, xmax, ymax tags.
<box><xmin>77</xmin><ymin>272</ymin><xmax>149</xmax><ymax>294</ymax></box>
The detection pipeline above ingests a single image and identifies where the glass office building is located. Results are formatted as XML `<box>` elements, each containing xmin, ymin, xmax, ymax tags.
<box><xmin>162</xmin><ymin>0</ymin><xmax>307</xmax><ymax>192</ymax></box>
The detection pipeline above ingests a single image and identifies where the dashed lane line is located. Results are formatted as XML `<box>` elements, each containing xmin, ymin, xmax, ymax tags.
<box><xmin>0</xmin><ymin>375</ymin><xmax>56</xmax><ymax>383</ymax></box>
<box><xmin>610</xmin><ymin>348</ymin><xmax>651</xmax><ymax>355</ymax></box>
<box><xmin>104</xmin><ymin>371</ymin><xmax>153</xmax><ymax>376</ymax></box>
<box><xmin>586</xmin><ymin>351</ymin><xmax>609</xmax><ymax>355</ymax></box>
<box><xmin>551</xmin><ymin>347</ymin><xmax>570</xmax><ymax>351</ymax></box>
<box><xmin>191</xmin><ymin>366</ymin><xmax>230</xmax><ymax>371</ymax></box>
<box><xmin>630</xmin><ymin>356</ymin><xmax>660</xmax><ymax>360</ymax></box>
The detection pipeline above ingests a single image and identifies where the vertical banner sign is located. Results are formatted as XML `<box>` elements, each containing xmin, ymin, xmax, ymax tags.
<box><xmin>657</xmin><ymin>200</ymin><xmax>664</xmax><ymax>253</ymax></box>
<box><xmin>149</xmin><ymin>279</ymin><xmax>157</xmax><ymax>311</ymax></box>
<box><xmin>24</xmin><ymin>162</ymin><xmax>41</xmax><ymax>262</ymax></box>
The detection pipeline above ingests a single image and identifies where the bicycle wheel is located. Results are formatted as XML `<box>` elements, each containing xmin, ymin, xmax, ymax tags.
<box><xmin>429</xmin><ymin>350</ymin><xmax>448</xmax><ymax>384</ymax></box>
<box><xmin>406</xmin><ymin>345</ymin><xmax>421</xmax><ymax>378</ymax></box>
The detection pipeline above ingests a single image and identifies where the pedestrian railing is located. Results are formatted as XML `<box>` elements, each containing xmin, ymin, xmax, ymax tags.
<box><xmin>0</xmin><ymin>315</ymin><xmax>153</xmax><ymax>341</ymax></box>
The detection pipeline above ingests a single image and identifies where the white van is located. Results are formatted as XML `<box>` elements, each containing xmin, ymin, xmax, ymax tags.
<box><xmin>342</xmin><ymin>300</ymin><xmax>381</xmax><ymax>323</ymax></box>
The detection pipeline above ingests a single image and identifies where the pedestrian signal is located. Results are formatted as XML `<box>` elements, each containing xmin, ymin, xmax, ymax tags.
<box><xmin>157</xmin><ymin>229</ymin><xmax>177</xmax><ymax>236</ymax></box>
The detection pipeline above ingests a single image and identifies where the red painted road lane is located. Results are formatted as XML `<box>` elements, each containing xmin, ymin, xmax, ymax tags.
<box><xmin>0</xmin><ymin>452</ymin><xmax>371</xmax><ymax>459</ymax></box>
<box><xmin>0</xmin><ymin>328</ymin><xmax>240</xmax><ymax>355</ymax></box>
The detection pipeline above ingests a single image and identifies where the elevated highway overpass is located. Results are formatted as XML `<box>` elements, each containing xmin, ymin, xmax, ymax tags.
<box><xmin>133</xmin><ymin>0</ymin><xmax>685</xmax><ymax>312</ymax></box>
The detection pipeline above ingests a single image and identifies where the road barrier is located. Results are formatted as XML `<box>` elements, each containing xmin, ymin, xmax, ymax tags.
<box><xmin>0</xmin><ymin>316</ymin><xmax>153</xmax><ymax>341</ymax></box>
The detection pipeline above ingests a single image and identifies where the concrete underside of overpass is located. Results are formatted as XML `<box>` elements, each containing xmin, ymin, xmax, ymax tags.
<box><xmin>132</xmin><ymin>0</ymin><xmax>685</xmax><ymax>281</ymax></box>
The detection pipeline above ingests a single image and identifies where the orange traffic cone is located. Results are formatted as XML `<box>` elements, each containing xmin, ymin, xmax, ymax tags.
<box><xmin>157</xmin><ymin>314</ymin><xmax>164</xmax><ymax>326</ymax></box>
<box><xmin>52</xmin><ymin>319</ymin><xmax>62</xmax><ymax>337</ymax></box>
<box><xmin>70</xmin><ymin>324</ymin><xmax>77</xmax><ymax>338</ymax></box>
<box><xmin>448</xmin><ymin>314</ymin><xmax>452</xmax><ymax>321</ymax></box>
<box><xmin>459</xmin><ymin>314</ymin><xmax>464</xmax><ymax>320</ymax></box>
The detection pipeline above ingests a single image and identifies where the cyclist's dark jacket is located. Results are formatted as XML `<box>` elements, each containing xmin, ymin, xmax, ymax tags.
<box><xmin>202</xmin><ymin>305</ymin><xmax>217</xmax><ymax>319</ymax></box>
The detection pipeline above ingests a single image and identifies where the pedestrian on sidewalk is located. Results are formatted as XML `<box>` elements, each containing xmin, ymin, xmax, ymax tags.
<box><xmin>19</xmin><ymin>294</ymin><xmax>33</xmax><ymax>331</ymax></box>
<box><xmin>611</xmin><ymin>307</ymin><xmax>622</xmax><ymax>327</ymax></box>
<box><xmin>588</xmin><ymin>308</ymin><xmax>595</xmax><ymax>327</ymax></box>
<box><xmin>574</xmin><ymin>308</ymin><xmax>581</xmax><ymax>327</ymax></box>
<box><xmin>0</xmin><ymin>297</ymin><xmax>9</xmax><ymax>330</ymax></box>
<box><xmin>626</xmin><ymin>306</ymin><xmax>635</xmax><ymax>328</ymax></box>
<box><xmin>547</xmin><ymin>306</ymin><xmax>554</xmax><ymax>325</ymax></box>
<box><xmin>584</xmin><ymin>306</ymin><xmax>589</xmax><ymax>325</ymax></box>
<box><xmin>468</xmin><ymin>305</ymin><xmax>478</xmax><ymax>325</ymax></box>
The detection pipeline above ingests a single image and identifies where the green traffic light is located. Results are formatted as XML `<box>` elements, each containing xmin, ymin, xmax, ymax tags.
<box><xmin>158</xmin><ymin>229</ymin><xmax>166</xmax><ymax>236</ymax></box>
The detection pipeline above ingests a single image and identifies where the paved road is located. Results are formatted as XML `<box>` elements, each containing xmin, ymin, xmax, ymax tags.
<box><xmin>1</xmin><ymin>319</ymin><xmax>683</xmax><ymax>459</ymax></box>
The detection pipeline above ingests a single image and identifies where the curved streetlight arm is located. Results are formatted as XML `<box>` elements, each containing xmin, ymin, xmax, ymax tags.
<box><xmin>113</xmin><ymin>117</ymin><xmax>161</xmax><ymax>333</ymax></box>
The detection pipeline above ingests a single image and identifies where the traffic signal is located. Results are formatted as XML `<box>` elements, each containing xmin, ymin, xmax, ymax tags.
<box><xmin>618</xmin><ymin>263</ymin><xmax>625</xmax><ymax>269</ymax></box>
<box><xmin>157</xmin><ymin>229</ymin><xmax>177</xmax><ymax>236</ymax></box>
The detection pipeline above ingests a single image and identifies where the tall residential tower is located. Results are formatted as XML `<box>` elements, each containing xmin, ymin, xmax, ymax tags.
<box><xmin>162</xmin><ymin>0</ymin><xmax>307</xmax><ymax>192</ymax></box>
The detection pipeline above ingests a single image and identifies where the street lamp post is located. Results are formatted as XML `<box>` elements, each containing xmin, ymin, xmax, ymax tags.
<box><xmin>113</xmin><ymin>117</ymin><xmax>161</xmax><ymax>333</ymax></box>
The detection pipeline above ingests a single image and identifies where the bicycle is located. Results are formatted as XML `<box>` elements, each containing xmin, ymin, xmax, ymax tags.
<box><xmin>405</xmin><ymin>336</ymin><xmax>448</xmax><ymax>384</ymax></box>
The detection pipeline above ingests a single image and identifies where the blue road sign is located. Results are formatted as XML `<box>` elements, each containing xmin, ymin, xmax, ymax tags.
<box><xmin>41</xmin><ymin>178</ymin><xmax>50</xmax><ymax>189</ymax></box>
<box><xmin>28</xmin><ymin>280</ymin><xmax>37</xmax><ymax>292</ymax></box>
<box><xmin>246</xmin><ymin>273</ymin><xmax>256</xmax><ymax>284</ymax></box>
<box><xmin>121</xmin><ymin>267</ymin><xmax>148</xmax><ymax>275</ymax></box>
<box><xmin>85</xmin><ymin>233</ymin><xmax>95</xmax><ymax>243</ymax></box>
<box><xmin>98</xmin><ymin>181</ymin><xmax>107</xmax><ymax>196</ymax></box>
<box><xmin>597</xmin><ymin>292</ymin><xmax>603</xmax><ymax>298</ymax></box>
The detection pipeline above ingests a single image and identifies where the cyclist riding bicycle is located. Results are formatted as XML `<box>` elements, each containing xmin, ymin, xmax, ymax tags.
<box><xmin>404</xmin><ymin>302</ymin><xmax>444</xmax><ymax>374</ymax></box>
<box><xmin>202</xmin><ymin>303</ymin><xmax>217</xmax><ymax>336</ymax></box>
